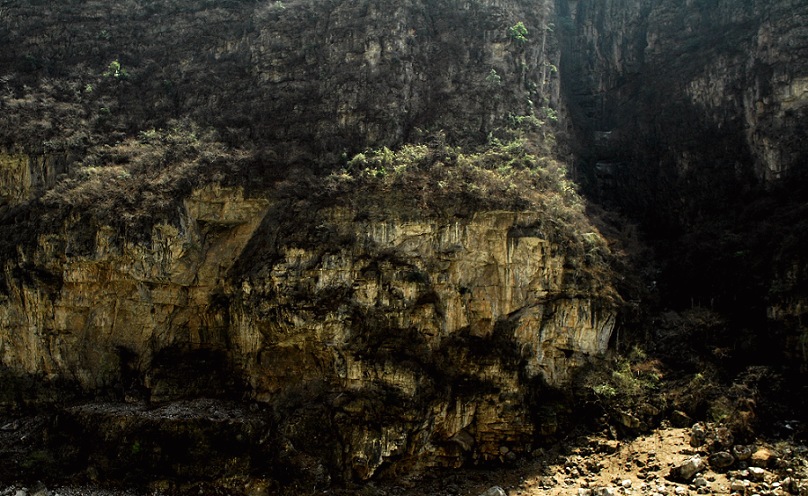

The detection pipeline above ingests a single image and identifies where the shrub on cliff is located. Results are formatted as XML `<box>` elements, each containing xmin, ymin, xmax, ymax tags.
<box><xmin>318</xmin><ymin>136</ymin><xmax>617</xmax><ymax>297</ymax></box>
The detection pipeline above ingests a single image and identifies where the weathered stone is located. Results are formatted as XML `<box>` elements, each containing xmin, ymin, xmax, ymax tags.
<box><xmin>733</xmin><ymin>445</ymin><xmax>754</xmax><ymax>461</ymax></box>
<box><xmin>730</xmin><ymin>479</ymin><xmax>748</xmax><ymax>493</ymax></box>
<box><xmin>479</xmin><ymin>487</ymin><xmax>507</xmax><ymax>496</ymax></box>
<box><xmin>751</xmin><ymin>448</ymin><xmax>778</xmax><ymax>468</ymax></box>
<box><xmin>670</xmin><ymin>456</ymin><xmax>706</xmax><ymax>482</ymax></box>
<box><xmin>594</xmin><ymin>487</ymin><xmax>616</xmax><ymax>496</ymax></box>
<box><xmin>690</xmin><ymin>424</ymin><xmax>707</xmax><ymax>448</ymax></box>
<box><xmin>671</xmin><ymin>411</ymin><xmax>693</xmax><ymax>428</ymax></box>
<box><xmin>710</xmin><ymin>452</ymin><xmax>736</xmax><ymax>470</ymax></box>
<box><xmin>713</xmin><ymin>427</ymin><xmax>735</xmax><ymax>451</ymax></box>
<box><xmin>748</xmin><ymin>467</ymin><xmax>767</xmax><ymax>482</ymax></box>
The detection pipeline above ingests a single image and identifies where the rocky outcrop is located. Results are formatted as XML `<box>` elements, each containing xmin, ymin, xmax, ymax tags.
<box><xmin>0</xmin><ymin>181</ymin><xmax>617</xmax><ymax>482</ymax></box>
<box><xmin>0</xmin><ymin>0</ymin><xmax>625</xmax><ymax>486</ymax></box>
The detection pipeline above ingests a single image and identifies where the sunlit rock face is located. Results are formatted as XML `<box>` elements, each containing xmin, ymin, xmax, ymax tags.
<box><xmin>0</xmin><ymin>0</ymin><xmax>624</xmax><ymax>483</ymax></box>
<box><xmin>0</xmin><ymin>184</ymin><xmax>617</xmax><ymax>480</ymax></box>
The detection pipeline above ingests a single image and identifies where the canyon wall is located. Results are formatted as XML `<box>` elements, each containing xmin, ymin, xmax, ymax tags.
<box><xmin>0</xmin><ymin>182</ymin><xmax>617</xmax><ymax>481</ymax></box>
<box><xmin>558</xmin><ymin>0</ymin><xmax>808</xmax><ymax>369</ymax></box>
<box><xmin>1</xmin><ymin>0</ymin><xmax>806</xmax><ymax>488</ymax></box>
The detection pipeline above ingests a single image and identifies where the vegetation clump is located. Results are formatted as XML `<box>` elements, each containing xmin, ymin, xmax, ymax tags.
<box><xmin>508</xmin><ymin>21</ymin><xmax>529</xmax><ymax>44</ymax></box>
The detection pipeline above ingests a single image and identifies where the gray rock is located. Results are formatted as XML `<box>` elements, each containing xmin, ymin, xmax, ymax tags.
<box><xmin>479</xmin><ymin>486</ymin><xmax>507</xmax><ymax>496</ymax></box>
<box><xmin>730</xmin><ymin>479</ymin><xmax>748</xmax><ymax>492</ymax></box>
<box><xmin>690</xmin><ymin>424</ymin><xmax>707</xmax><ymax>448</ymax></box>
<box><xmin>671</xmin><ymin>456</ymin><xmax>706</xmax><ymax>482</ymax></box>
<box><xmin>594</xmin><ymin>487</ymin><xmax>617</xmax><ymax>496</ymax></box>
<box><xmin>29</xmin><ymin>483</ymin><xmax>47</xmax><ymax>496</ymax></box>
<box><xmin>748</xmin><ymin>467</ymin><xmax>766</xmax><ymax>482</ymax></box>
<box><xmin>733</xmin><ymin>445</ymin><xmax>754</xmax><ymax>461</ymax></box>
<box><xmin>713</xmin><ymin>427</ymin><xmax>734</xmax><ymax>450</ymax></box>
<box><xmin>692</xmin><ymin>478</ymin><xmax>708</xmax><ymax>488</ymax></box>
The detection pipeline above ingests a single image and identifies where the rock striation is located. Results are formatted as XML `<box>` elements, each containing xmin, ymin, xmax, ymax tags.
<box><xmin>0</xmin><ymin>180</ymin><xmax>617</xmax><ymax>482</ymax></box>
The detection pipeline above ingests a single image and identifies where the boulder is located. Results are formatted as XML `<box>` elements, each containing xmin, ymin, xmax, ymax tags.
<box><xmin>479</xmin><ymin>486</ymin><xmax>507</xmax><ymax>496</ymax></box>
<box><xmin>671</xmin><ymin>411</ymin><xmax>693</xmax><ymax>428</ymax></box>
<box><xmin>709</xmin><ymin>451</ymin><xmax>735</xmax><ymax>470</ymax></box>
<box><xmin>750</xmin><ymin>447</ymin><xmax>777</xmax><ymax>468</ymax></box>
<box><xmin>732</xmin><ymin>445</ymin><xmax>753</xmax><ymax>461</ymax></box>
<box><xmin>670</xmin><ymin>455</ymin><xmax>706</xmax><ymax>482</ymax></box>
<box><xmin>690</xmin><ymin>424</ymin><xmax>707</xmax><ymax>448</ymax></box>
<box><xmin>747</xmin><ymin>467</ymin><xmax>766</xmax><ymax>481</ymax></box>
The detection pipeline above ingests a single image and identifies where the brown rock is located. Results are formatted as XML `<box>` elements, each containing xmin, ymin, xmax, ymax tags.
<box><xmin>750</xmin><ymin>447</ymin><xmax>777</xmax><ymax>468</ymax></box>
<box><xmin>671</xmin><ymin>410</ymin><xmax>692</xmax><ymax>428</ymax></box>
<box><xmin>670</xmin><ymin>455</ymin><xmax>706</xmax><ymax>482</ymax></box>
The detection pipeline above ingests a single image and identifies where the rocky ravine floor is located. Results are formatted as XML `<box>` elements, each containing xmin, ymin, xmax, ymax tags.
<box><xmin>2</xmin><ymin>423</ymin><xmax>806</xmax><ymax>496</ymax></box>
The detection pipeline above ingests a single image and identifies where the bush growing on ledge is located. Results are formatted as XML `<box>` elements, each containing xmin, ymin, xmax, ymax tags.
<box><xmin>320</xmin><ymin>136</ymin><xmax>617</xmax><ymax>296</ymax></box>
<box><xmin>102</xmin><ymin>59</ymin><xmax>128</xmax><ymax>79</ymax></box>
<box><xmin>508</xmin><ymin>21</ymin><xmax>529</xmax><ymax>44</ymax></box>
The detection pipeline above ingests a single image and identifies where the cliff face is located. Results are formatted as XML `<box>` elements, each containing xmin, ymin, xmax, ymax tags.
<box><xmin>2</xmin><ymin>0</ymin><xmax>806</xmax><ymax>489</ymax></box>
<box><xmin>0</xmin><ymin>181</ymin><xmax>617</xmax><ymax>481</ymax></box>
<box><xmin>561</xmin><ymin>0</ymin><xmax>808</xmax><ymax>187</ymax></box>
<box><xmin>0</xmin><ymin>0</ymin><xmax>627</xmax><ymax>485</ymax></box>
<box><xmin>0</xmin><ymin>0</ymin><xmax>559</xmax><ymax>176</ymax></box>
<box><xmin>558</xmin><ymin>0</ymin><xmax>808</xmax><ymax>369</ymax></box>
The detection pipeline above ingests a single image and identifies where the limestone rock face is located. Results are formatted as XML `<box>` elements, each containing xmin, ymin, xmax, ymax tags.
<box><xmin>0</xmin><ymin>185</ymin><xmax>269</xmax><ymax>390</ymax></box>
<box><xmin>0</xmin><ymin>183</ymin><xmax>616</xmax><ymax>480</ymax></box>
<box><xmin>0</xmin><ymin>0</ymin><xmax>619</xmax><ymax>483</ymax></box>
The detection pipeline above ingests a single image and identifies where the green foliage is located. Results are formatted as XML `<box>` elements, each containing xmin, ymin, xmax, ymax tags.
<box><xmin>325</xmin><ymin>136</ymin><xmax>616</xmax><ymax>300</ymax></box>
<box><xmin>485</xmin><ymin>68</ymin><xmax>502</xmax><ymax>87</ymax></box>
<box><xmin>103</xmin><ymin>59</ymin><xmax>128</xmax><ymax>79</ymax></box>
<box><xmin>592</xmin><ymin>383</ymin><xmax>618</xmax><ymax>399</ymax></box>
<box><xmin>508</xmin><ymin>21</ymin><xmax>528</xmax><ymax>44</ymax></box>
<box><xmin>579</xmin><ymin>345</ymin><xmax>663</xmax><ymax>416</ymax></box>
<box><xmin>130</xmin><ymin>440</ymin><xmax>142</xmax><ymax>456</ymax></box>
<box><xmin>542</xmin><ymin>106</ymin><xmax>558</xmax><ymax>122</ymax></box>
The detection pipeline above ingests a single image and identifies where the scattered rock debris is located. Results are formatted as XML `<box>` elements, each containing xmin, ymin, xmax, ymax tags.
<box><xmin>1</xmin><ymin>423</ymin><xmax>806</xmax><ymax>496</ymax></box>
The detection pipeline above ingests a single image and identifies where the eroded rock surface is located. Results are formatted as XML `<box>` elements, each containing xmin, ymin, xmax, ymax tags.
<box><xmin>0</xmin><ymin>182</ymin><xmax>617</xmax><ymax>483</ymax></box>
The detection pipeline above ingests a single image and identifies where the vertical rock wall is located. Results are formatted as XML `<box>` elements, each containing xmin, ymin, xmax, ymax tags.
<box><xmin>0</xmin><ymin>185</ymin><xmax>617</xmax><ymax>479</ymax></box>
<box><xmin>557</xmin><ymin>0</ymin><xmax>808</xmax><ymax>370</ymax></box>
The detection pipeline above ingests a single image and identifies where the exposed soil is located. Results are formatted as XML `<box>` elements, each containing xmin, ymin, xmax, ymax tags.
<box><xmin>361</xmin><ymin>425</ymin><xmax>808</xmax><ymax>496</ymax></box>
